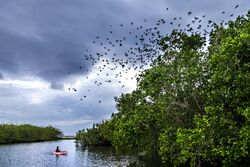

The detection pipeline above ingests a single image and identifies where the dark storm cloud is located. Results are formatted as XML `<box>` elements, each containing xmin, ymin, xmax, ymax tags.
<box><xmin>0</xmin><ymin>0</ymin><xmax>249</xmax><ymax>82</ymax></box>
<box><xmin>0</xmin><ymin>0</ymin><xmax>129</xmax><ymax>81</ymax></box>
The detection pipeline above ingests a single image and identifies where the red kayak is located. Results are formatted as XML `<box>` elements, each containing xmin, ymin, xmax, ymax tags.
<box><xmin>52</xmin><ymin>151</ymin><xmax>68</xmax><ymax>155</ymax></box>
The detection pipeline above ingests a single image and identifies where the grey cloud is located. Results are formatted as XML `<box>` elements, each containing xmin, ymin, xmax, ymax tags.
<box><xmin>0</xmin><ymin>72</ymin><xmax>3</xmax><ymax>79</ymax></box>
<box><xmin>0</xmin><ymin>0</ymin><xmax>129</xmax><ymax>82</ymax></box>
<box><xmin>0</xmin><ymin>0</ymin><xmax>249</xmax><ymax>82</ymax></box>
<box><xmin>50</xmin><ymin>81</ymin><xmax>64</xmax><ymax>90</ymax></box>
<box><xmin>0</xmin><ymin>79</ymin><xmax>118</xmax><ymax>134</ymax></box>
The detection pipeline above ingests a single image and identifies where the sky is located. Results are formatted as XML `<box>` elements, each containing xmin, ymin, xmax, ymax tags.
<box><xmin>0</xmin><ymin>0</ymin><xmax>249</xmax><ymax>135</ymax></box>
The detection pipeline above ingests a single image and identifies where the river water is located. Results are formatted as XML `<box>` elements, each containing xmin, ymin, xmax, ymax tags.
<box><xmin>0</xmin><ymin>140</ymin><xmax>162</xmax><ymax>167</ymax></box>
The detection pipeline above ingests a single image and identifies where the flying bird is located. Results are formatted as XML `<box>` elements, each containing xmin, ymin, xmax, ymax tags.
<box><xmin>70</xmin><ymin>4</ymin><xmax>240</xmax><ymax>106</ymax></box>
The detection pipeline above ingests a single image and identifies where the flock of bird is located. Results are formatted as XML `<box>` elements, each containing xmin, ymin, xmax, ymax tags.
<box><xmin>68</xmin><ymin>4</ymin><xmax>240</xmax><ymax>104</ymax></box>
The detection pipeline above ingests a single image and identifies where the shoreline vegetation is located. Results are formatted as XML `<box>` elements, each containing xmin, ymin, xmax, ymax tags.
<box><xmin>0</xmin><ymin>124</ymin><xmax>63</xmax><ymax>144</ymax></box>
<box><xmin>76</xmin><ymin>11</ymin><xmax>250</xmax><ymax>166</ymax></box>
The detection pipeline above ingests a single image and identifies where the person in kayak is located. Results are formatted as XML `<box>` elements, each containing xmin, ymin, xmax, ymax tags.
<box><xmin>55</xmin><ymin>146</ymin><xmax>60</xmax><ymax>152</ymax></box>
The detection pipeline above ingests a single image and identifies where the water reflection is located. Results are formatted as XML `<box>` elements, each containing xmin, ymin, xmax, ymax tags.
<box><xmin>75</xmin><ymin>145</ymin><xmax>132</xmax><ymax>167</ymax></box>
<box><xmin>76</xmin><ymin>144</ymin><xmax>164</xmax><ymax>167</ymax></box>
<box><xmin>0</xmin><ymin>140</ymin><xmax>163</xmax><ymax>167</ymax></box>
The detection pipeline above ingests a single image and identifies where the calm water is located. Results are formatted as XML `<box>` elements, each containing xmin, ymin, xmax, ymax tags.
<box><xmin>0</xmin><ymin>140</ymin><xmax>162</xmax><ymax>167</ymax></box>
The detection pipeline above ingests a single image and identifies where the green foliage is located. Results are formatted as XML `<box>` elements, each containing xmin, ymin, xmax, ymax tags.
<box><xmin>76</xmin><ymin>11</ymin><xmax>250</xmax><ymax>166</ymax></box>
<box><xmin>0</xmin><ymin>124</ymin><xmax>63</xmax><ymax>144</ymax></box>
<box><xmin>176</xmin><ymin>13</ymin><xmax>250</xmax><ymax>166</ymax></box>
<box><xmin>76</xmin><ymin>120</ymin><xmax>113</xmax><ymax>146</ymax></box>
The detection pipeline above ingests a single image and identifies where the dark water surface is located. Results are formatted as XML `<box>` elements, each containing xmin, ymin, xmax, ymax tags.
<box><xmin>0</xmin><ymin>140</ymin><xmax>137</xmax><ymax>167</ymax></box>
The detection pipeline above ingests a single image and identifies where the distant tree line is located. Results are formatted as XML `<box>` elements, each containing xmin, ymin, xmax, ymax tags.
<box><xmin>0</xmin><ymin>124</ymin><xmax>63</xmax><ymax>144</ymax></box>
<box><xmin>76</xmin><ymin>11</ymin><xmax>250</xmax><ymax>166</ymax></box>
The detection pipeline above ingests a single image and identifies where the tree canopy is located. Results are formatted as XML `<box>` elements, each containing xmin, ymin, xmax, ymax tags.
<box><xmin>76</xmin><ymin>11</ymin><xmax>250</xmax><ymax>166</ymax></box>
<box><xmin>0</xmin><ymin>124</ymin><xmax>63</xmax><ymax>144</ymax></box>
